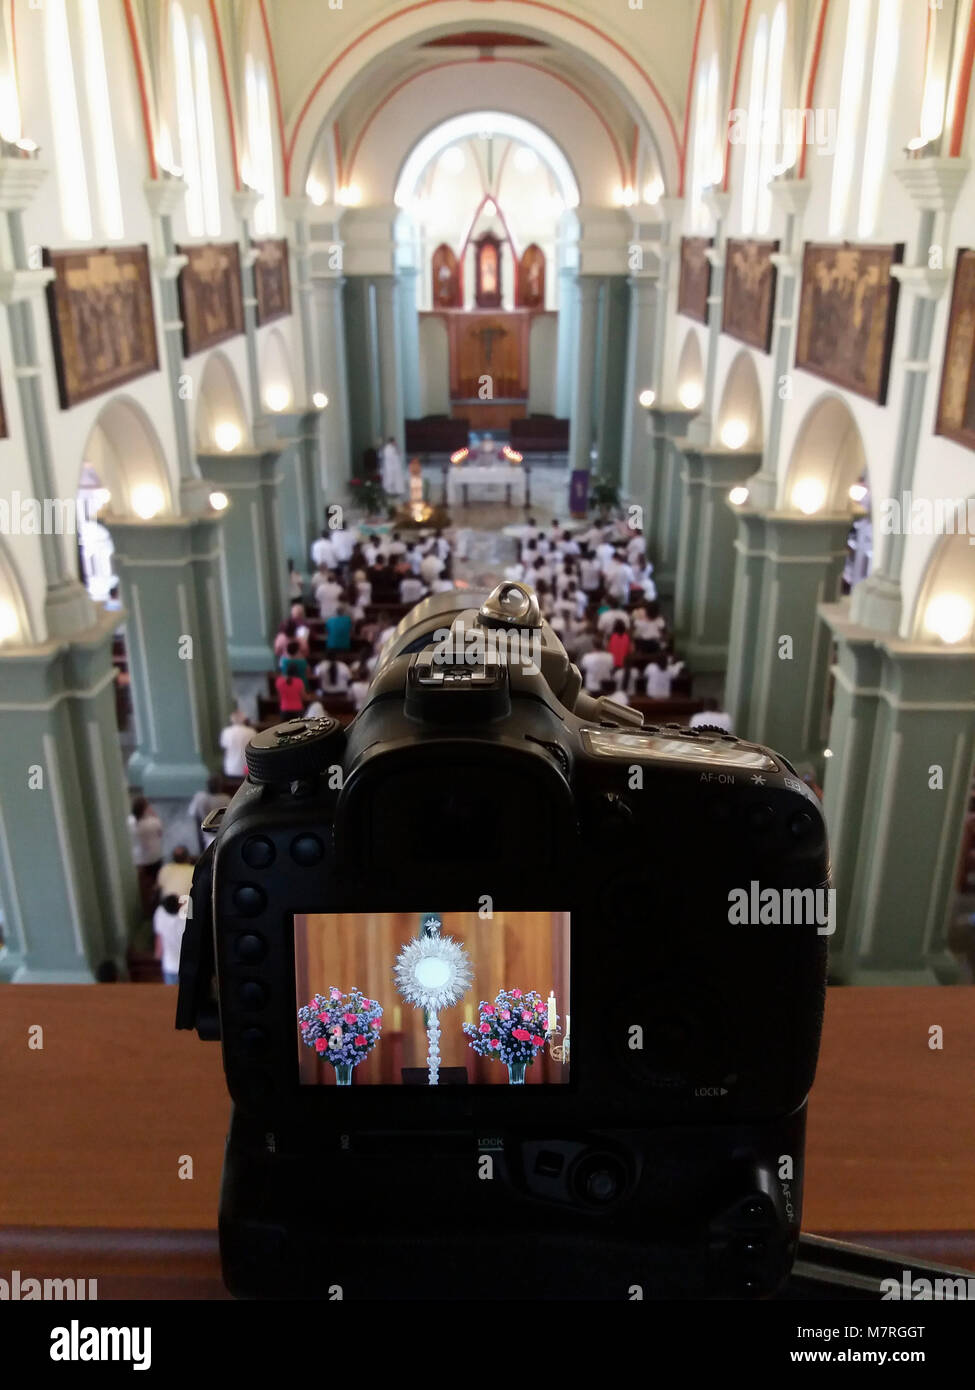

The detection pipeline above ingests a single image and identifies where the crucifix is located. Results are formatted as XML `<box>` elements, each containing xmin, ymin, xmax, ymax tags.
<box><xmin>471</xmin><ymin>323</ymin><xmax>507</xmax><ymax>365</ymax></box>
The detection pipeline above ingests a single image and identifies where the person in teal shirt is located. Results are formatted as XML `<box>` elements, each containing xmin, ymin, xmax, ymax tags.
<box><xmin>279</xmin><ymin>640</ymin><xmax>309</xmax><ymax>684</ymax></box>
<box><xmin>326</xmin><ymin>603</ymin><xmax>352</xmax><ymax>651</ymax></box>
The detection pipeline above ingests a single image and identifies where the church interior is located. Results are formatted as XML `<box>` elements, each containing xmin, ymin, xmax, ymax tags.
<box><xmin>1</xmin><ymin>0</ymin><xmax>975</xmax><ymax>1302</ymax></box>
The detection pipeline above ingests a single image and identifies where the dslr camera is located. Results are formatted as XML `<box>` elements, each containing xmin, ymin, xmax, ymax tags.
<box><xmin>177</xmin><ymin>581</ymin><xmax>828</xmax><ymax>1300</ymax></box>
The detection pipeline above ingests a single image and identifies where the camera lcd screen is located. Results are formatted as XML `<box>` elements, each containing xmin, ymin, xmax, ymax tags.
<box><xmin>294</xmin><ymin>911</ymin><xmax>570</xmax><ymax>1086</ymax></box>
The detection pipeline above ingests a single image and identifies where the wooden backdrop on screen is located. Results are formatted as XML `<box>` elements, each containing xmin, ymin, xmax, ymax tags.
<box><xmin>294</xmin><ymin>910</ymin><xmax>570</xmax><ymax>1085</ymax></box>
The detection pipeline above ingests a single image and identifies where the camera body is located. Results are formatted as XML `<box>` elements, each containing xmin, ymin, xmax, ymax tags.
<box><xmin>178</xmin><ymin>584</ymin><xmax>828</xmax><ymax>1299</ymax></box>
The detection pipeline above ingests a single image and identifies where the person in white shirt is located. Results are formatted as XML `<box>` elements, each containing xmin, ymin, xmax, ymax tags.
<box><xmin>626</xmin><ymin>532</ymin><xmax>647</xmax><ymax>567</ymax></box>
<box><xmin>644</xmin><ymin>655</ymin><xmax>684</xmax><ymax>699</ymax></box>
<box><xmin>380</xmin><ymin>438</ymin><xmax>405</xmax><ymax>497</ymax></box>
<box><xmin>632</xmin><ymin>562</ymin><xmax>657</xmax><ymax>603</ymax></box>
<box><xmin>363</xmin><ymin>537</ymin><xmax>381</xmax><ymax>567</ymax></box>
<box><xmin>529</xmin><ymin>556</ymin><xmax>552</xmax><ymax>587</ymax></box>
<box><xmin>554</xmin><ymin>563</ymin><xmax>576</xmax><ymax>598</ymax></box>
<box><xmin>305</xmin><ymin>698</ymin><xmax>326</xmax><ymax>720</ymax></box>
<box><xmin>331</xmin><ymin>528</ymin><xmax>355</xmax><ymax>565</ymax></box>
<box><xmin>604</xmin><ymin>554</ymin><xmax>633</xmax><ymax>605</ymax></box>
<box><xmin>504</xmin><ymin>561</ymin><xmax>526</xmax><ymax>583</ymax></box>
<box><xmin>559</xmin><ymin>531</ymin><xmax>581</xmax><ymax>557</ymax></box>
<box><xmin>400</xmin><ymin>574</ymin><xmax>426</xmax><ymax>605</ymax></box>
<box><xmin>689</xmin><ymin>700</ymin><xmax>734</xmax><ymax>733</ymax></box>
<box><xmin>597</xmin><ymin>606</ymin><xmax>629</xmax><ymax>636</ymax></box>
<box><xmin>154</xmin><ymin>893</ymin><xmax>187</xmax><ymax>985</ymax></box>
<box><xmin>384</xmin><ymin>532</ymin><xmax>407</xmax><ymax>560</ymax></box>
<box><xmin>349</xmin><ymin>665</ymin><xmax>370</xmax><ymax>712</ymax></box>
<box><xmin>310</xmin><ymin>531</ymin><xmax>336</xmax><ymax>570</ymax></box>
<box><xmin>536</xmin><ymin>535</ymin><xmax>552</xmax><ymax>556</ymax></box>
<box><xmin>605</xmin><ymin>687</ymin><xmax>632</xmax><ymax>707</ymax></box>
<box><xmin>315</xmin><ymin>657</ymin><xmax>352</xmax><ymax>693</ymax></box>
<box><xmin>220</xmin><ymin>710</ymin><xmax>253</xmax><ymax>778</ymax></box>
<box><xmin>315</xmin><ymin>573</ymin><xmax>344</xmax><ymax>619</ymax></box>
<box><xmin>432</xmin><ymin>577</ymin><xmax>454</xmax><ymax>594</ymax></box>
<box><xmin>579</xmin><ymin>641</ymin><xmax>616</xmax><ymax>694</ymax></box>
<box><xmin>420</xmin><ymin>551</ymin><xmax>444</xmax><ymax>586</ymax></box>
<box><xmin>579</xmin><ymin>551</ymin><xmax>601</xmax><ymax>595</ymax></box>
<box><xmin>596</xmin><ymin>538</ymin><xmax>615</xmax><ymax>569</ymax></box>
<box><xmin>433</xmin><ymin>531</ymin><xmax>451</xmax><ymax>562</ymax></box>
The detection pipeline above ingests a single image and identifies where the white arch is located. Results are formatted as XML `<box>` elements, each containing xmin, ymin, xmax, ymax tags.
<box><xmin>910</xmin><ymin>518</ymin><xmax>975</xmax><ymax>646</ymax></box>
<box><xmin>781</xmin><ymin>393</ymin><xmax>867</xmax><ymax>515</ymax></box>
<box><xmin>394</xmin><ymin>111</ymin><xmax>580</xmax><ymax>210</ymax></box>
<box><xmin>717</xmin><ymin>350</ymin><xmax>764</xmax><ymax>449</ymax></box>
<box><xmin>195</xmin><ymin>351</ymin><xmax>250</xmax><ymax>451</ymax></box>
<box><xmin>0</xmin><ymin>536</ymin><xmax>35</xmax><ymax>648</ymax></box>
<box><xmin>259</xmin><ymin>328</ymin><xmax>296</xmax><ymax>413</ymax></box>
<box><xmin>81</xmin><ymin>396</ymin><xmax>174</xmax><ymax>517</ymax></box>
<box><xmin>675</xmin><ymin>329</ymin><xmax>705</xmax><ymax>406</ymax></box>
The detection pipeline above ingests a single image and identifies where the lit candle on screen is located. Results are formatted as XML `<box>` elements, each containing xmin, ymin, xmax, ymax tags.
<box><xmin>464</xmin><ymin>1003</ymin><xmax>475</xmax><ymax>1024</ymax></box>
<box><xmin>565</xmin><ymin>1014</ymin><xmax>570</xmax><ymax>1040</ymax></box>
<box><xmin>547</xmin><ymin>991</ymin><xmax>557</xmax><ymax>1032</ymax></box>
<box><xmin>393</xmin><ymin>1005</ymin><xmax>402</xmax><ymax>1030</ymax></box>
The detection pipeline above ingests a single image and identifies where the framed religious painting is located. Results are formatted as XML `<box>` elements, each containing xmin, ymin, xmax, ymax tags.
<box><xmin>253</xmin><ymin>238</ymin><xmax>292</xmax><ymax>326</ymax></box>
<box><xmin>722</xmin><ymin>239</ymin><xmax>779</xmax><ymax>353</ymax></box>
<box><xmin>474</xmin><ymin>232</ymin><xmax>503</xmax><ymax>309</ymax></box>
<box><xmin>43</xmin><ymin>246</ymin><xmax>159</xmax><ymax>408</ymax></box>
<box><xmin>678</xmin><ymin>237</ymin><xmax>713</xmax><ymax>325</ymax></box>
<box><xmin>517</xmin><ymin>244</ymin><xmax>546</xmax><ymax>308</ymax></box>
<box><xmin>935</xmin><ymin>247</ymin><xmax>975</xmax><ymax>452</ymax></box>
<box><xmin>177</xmin><ymin>242</ymin><xmax>245</xmax><ymax>356</ymax></box>
<box><xmin>432</xmin><ymin>243</ymin><xmax>460</xmax><ymax>308</ymax></box>
<box><xmin>795</xmin><ymin>242</ymin><xmax>903</xmax><ymax>405</ymax></box>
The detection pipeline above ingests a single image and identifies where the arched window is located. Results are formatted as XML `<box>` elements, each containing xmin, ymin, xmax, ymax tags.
<box><xmin>828</xmin><ymin>0</ymin><xmax>871</xmax><ymax>236</ymax></box>
<box><xmin>245</xmin><ymin>53</ymin><xmax>278</xmax><ymax>236</ymax></box>
<box><xmin>691</xmin><ymin>54</ymin><xmax>721</xmax><ymax>232</ymax></box>
<box><xmin>171</xmin><ymin>2</ymin><xmax>204</xmax><ymax>237</ymax></box>
<box><xmin>80</xmin><ymin>0</ymin><xmax>123</xmax><ymax>241</ymax></box>
<box><xmin>857</xmin><ymin>0</ymin><xmax>900</xmax><ymax>237</ymax></box>
<box><xmin>192</xmin><ymin>16</ymin><xmax>221</xmax><ymax>237</ymax></box>
<box><xmin>45</xmin><ymin>0</ymin><xmax>92</xmax><ymax>240</ymax></box>
<box><xmin>740</xmin><ymin>16</ymin><xmax>768</xmax><ymax>236</ymax></box>
<box><xmin>741</xmin><ymin>4</ymin><xmax>788</xmax><ymax>237</ymax></box>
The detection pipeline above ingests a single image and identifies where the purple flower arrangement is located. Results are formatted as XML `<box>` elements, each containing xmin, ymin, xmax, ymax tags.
<box><xmin>462</xmin><ymin>988</ymin><xmax>552</xmax><ymax>1067</ymax></box>
<box><xmin>298</xmin><ymin>988</ymin><xmax>383</xmax><ymax>1071</ymax></box>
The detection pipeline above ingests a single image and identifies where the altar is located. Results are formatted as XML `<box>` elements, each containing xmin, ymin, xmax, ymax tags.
<box><xmin>446</xmin><ymin>463</ymin><xmax>528</xmax><ymax>508</ymax></box>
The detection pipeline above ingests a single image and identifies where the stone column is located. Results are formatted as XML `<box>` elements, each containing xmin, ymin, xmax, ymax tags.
<box><xmin>672</xmin><ymin>443</ymin><xmax>762</xmax><ymax>671</ymax></box>
<box><xmin>107</xmin><ymin>515</ymin><xmax>229</xmax><ymax>795</ymax></box>
<box><xmin>0</xmin><ymin>611</ymin><xmax>141</xmax><ymax>981</ymax></box>
<box><xmin>723</xmin><ymin>510</ymin><xmax>851</xmax><ymax>764</ymax></box>
<box><xmin>268</xmin><ymin>408</ymin><xmax>326</xmax><ymax>571</ymax></box>
<box><xmin>373</xmin><ymin>274</ymin><xmax>405</xmax><ymax>455</ymax></box>
<box><xmin>230</xmin><ymin>189</ymin><xmax>269</xmax><ymax>445</ymax></box>
<box><xmin>594</xmin><ymin>276</ymin><xmax>630</xmax><ymax>485</ymax></box>
<box><xmin>398</xmin><ymin>265</ymin><xmax>422</xmax><ymax>421</ymax></box>
<box><xmin>819</xmin><ymin>605</ymin><xmax>975</xmax><ymax>983</ymax></box>
<box><xmin>568</xmin><ymin>275</ymin><xmax>602</xmax><ymax>475</ymax></box>
<box><xmin>555</xmin><ymin>265</ymin><xmax>578</xmax><ymax>419</ymax></box>
<box><xmin>310</xmin><ymin>271</ymin><xmax>351</xmax><ymax>503</ymax></box>
<box><xmin>283</xmin><ymin>195</ymin><xmax>320</xmax><ymax>402</ymax></box>
<box><xmin>619</xmin><ymin>273</ymin><xmax>659</xmax><ymax>502</ymax></box>
<box><xmin>197</xmin><ymin>448</ymin><xmax>287</xmax><ymax>671</ymax></box>
<box><xmin>685</xmin><ymin>190</ymin><xmax>731</xmax><ymax>447</ymax></box>
<box><xmin>645</xmin><ymin>406</ymin><xmax>699</xmax><ymax>596</ymax></box>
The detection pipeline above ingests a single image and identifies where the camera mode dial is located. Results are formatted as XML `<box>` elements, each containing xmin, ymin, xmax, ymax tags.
<box><xmin>245</xmin><ymin>717</ymin><xmax>345</xmax><ymax>785</ymax></box>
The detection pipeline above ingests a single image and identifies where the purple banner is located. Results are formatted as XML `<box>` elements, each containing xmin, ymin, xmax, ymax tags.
<box><xmin>569</xmin><ymin>470</ymin><xmax>589</xmax><ymax>518</ymax></box>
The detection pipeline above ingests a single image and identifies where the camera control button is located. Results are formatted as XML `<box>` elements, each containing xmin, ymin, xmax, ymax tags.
<box><xmin>242</xmin><ymin>836</ymin><xmax>275</xmax><ymax>869</ymax></box>
<box><xmin>241</xmin><ymin>1025</ymin><xmax>267</xmax><ymax>1053</ymax></box>
<box><xmin>746</xmin><ymin>804</ymin><xmax>774</xmax><ymax>832</ymax></box>
<box><xmin>291</xmin><ymin>833</ymin><xmax>324</xmax><ymax>866</ymax></box>
<box><xmin>789</xmin><ymin>811</ymin><xmax>814</xmax><ymax>838</ymax></box>
<box><xmin>239</xmin><ymin>980</ymin><xmax>268</xmax><ymax>1010</ymax></box>
<box><xmin>235</xmin><ymin>932</ymin><xmax>267</xmax><ymax>964</ymax></box>
<box><xmin>233</xmin><ymin>884</ymin><xmax>266</xmax><ymax>916</ymax></box>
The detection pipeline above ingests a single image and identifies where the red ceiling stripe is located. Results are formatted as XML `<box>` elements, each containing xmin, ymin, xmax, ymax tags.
<box><xmin>121</xmin><ymin>0</ymin><xmax>158</xmax><ymax>180</ymax></box>
<box><xmin>208</xmin><ymin>0</ymin><xmax>241</xmax><ymax>191</ymax></box>
<box><xmin>798</xmin><ymin>0</ymin><xmax>830</xmax><ymax>179</ymax></box>
<box><xmin>949</xmin><ymin>4</ymin><xmax>975</xmax><ymax>157</ymax></box>
<box><xmin>257</xmin><ymin>0</ymin><xmax>287</xmax><ymax>175</ymax></box>
<box><xmin>723</xmin><ymin>0</ymin><xmax>752</xmax><ymax>190</ymax></box>
<box><xmin>679</xmin><ymin>0</ymin><xmax>708</xmax><ymax>198</ymax></box>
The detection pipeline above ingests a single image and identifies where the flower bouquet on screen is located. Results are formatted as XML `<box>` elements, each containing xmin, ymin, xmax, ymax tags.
<box><xmin>298</xmin><ymin>988</ymin><xmax>383</xmax><ymax>1085</ymax></box>
<box><xmin>462</xmin><ymin>988</ymin><xmax>552</xmax><ymax>1084</ymax></box>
